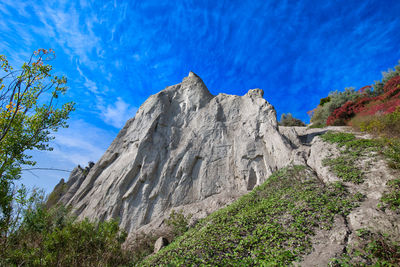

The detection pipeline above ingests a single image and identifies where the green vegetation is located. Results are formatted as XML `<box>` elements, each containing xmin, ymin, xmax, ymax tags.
<box><xmin>0</xmin><ymin>189</ymin><xmax>132</xmax><ymax>266</ymax></box>
<box><xmin>165</xmin><ymin>209</ymin><xmax>192</xmax><ymax>239</ymax></box>
<box><xmin>320</xmin><ymin>131</ymin><xmax>400</xmax><ymax>184</ymax></box>
<box><xmin>353</xmin><ymin>107</ymin><xmax>400</xmax><ymax>140</ymax></box>
<box><xmin>309</xmin><ymin>60</ymin><xmax>400</xmax><ymax>127</ymax></box>
<box><xmin>0</xmin><ymin>50</ymin><xmax>74</xmax><ymax>237</ymax></box>
<box><xmin>141</xmin><ymin>165</ymin><xmax>362</xmax><ymax>266</ymax></box>
<box><xmin>309</xmin><ymin>87</ymin><xmax>360</xmax><ymax>127</ymax></box>
<box><xmin>331</xmin><ymin>229</ymin><xmax>400</xmax><ymax>266</ymax></box>
<box><xmin>45</xmin><ymin>179</ymin><xmax>69</xmax><ymax>209</ymax></box>
<box><xmin>372</xmin><ymin>60</ymin><xmax>400</xmax><ymax>95</ymax></box>
<box><xmin>279</xmin><ymin>113</ymin><xmax>306</xmax><ymax>126</ymax></box>
<box><xmin>381</xmin><ymin>179</ymin><xmax>400</xmax><ymax>212</ymax></box>
<box><xmin>321</xmin><ymin>132</ymin><xmax>378</xmax><ymax>184</ymax></box>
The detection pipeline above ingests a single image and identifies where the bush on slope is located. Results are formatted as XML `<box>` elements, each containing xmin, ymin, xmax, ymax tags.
<box><xmin>141</xmin><ymin>165</ymin><xmax>362</xmax><ymax>266</ymax></box>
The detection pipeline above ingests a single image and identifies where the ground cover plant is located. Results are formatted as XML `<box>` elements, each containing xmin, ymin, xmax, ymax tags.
<box><xmin>381</xmin><ymin>179</ymin><xmax>400</xmax><ymax>212</ymax></box>
<box><xmin>140</xmin><ymin>165</ymin><xmax>363</xmax><ymax>266</ymax></box>
<box><xmin>320</xmin><ymin>131</ymin><xmax>400</xmax><ymax>265</ymax></box>
<box><xmin>330</xmin><ymin>229</ymin><xmax>400</xmax><ymax>266</ymax></box>
<box><xmin>321</xmin><ymin>131</ymin><xmax>400</xmax><ymax>185</ymax></box>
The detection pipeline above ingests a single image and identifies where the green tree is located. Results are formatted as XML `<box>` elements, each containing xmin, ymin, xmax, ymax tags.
<box><xmin>0</xmin><ymin>49</ymin><xmax>74</xmax><ymax>237</ymax></box>
<box><xmin>310</xmin><ymin>87</ymin><xmax>359</xmax><ymax>127</ymax></box>
<box><xmin>279</xmin><ymin>113</ymin><xmax>306</xmax><ymax>126</ymax></box>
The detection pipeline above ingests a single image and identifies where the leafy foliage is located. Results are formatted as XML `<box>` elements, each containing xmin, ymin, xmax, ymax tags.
<box><xmin>319</xmin><ymin>96</ymin><xmax>331</xmax><ymax>106</ymax></box>
<box><xmin>279</xmin><ymin>113</ymin><xmax>306</xmax><ymax>126</ymax></box>
<box><xmin>381</xmin><ymin>179</ymin><xmax>400</xmax><ymax>212</ymax></box>
<box><xmin>141</xmin><ymin>165</ymin><xmax>362</xmax><ymax>266</ymax></box>
<box><xmin>372</xmin><ymin>60</ymin><xmax>400</xmax><ymax>95</ymax></box>
<box><xmin>0</xmin><ymin>189</ymin><xmax>131</xmax><ymax>267</ymax></box>
<box><xmin>321</xmin><ymin>132</ymin><xmax>400</xmax><ymax>186</ymax></box>
<box><xmin>309</xmin><ymin>87</ymin><xmax>360</xmax><ymax>126</ymax></box>
<box><xmin>352</xmin><ymin>107</ymin><xmax>400</xmax><ymax>139</ymax></box>
<box><xmin>0</xmin><ymin>49</ymin><xmax>74</xmax><ymax>235</ymax></box>
<box><xmin>165</xmin><ymin>209</ymin><xmax>192</xmax><ymax>238</ymax></box>
<box><xmin>309</xmin><ymin>60</ymin><xmax>400</xmax><ymax>126</ymax></box>
<box><xmin>327</xmin><ymin>75</ymin><xmax>400</xmax><ymax>126</ymax></box>
<box><xmin>331</xmin><ymin>229</ymin><xmax>400</xmax><ymax>266</ymax></box>
<box><xmin>326</xmin><ymin>97</ymin><xmax>375</xmax><ymax>125</ymax></box>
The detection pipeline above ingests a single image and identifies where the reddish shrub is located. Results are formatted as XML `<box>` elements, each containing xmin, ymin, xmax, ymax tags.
<box><xmin>360</xmin><ymin>98</ymin><xmax>400</xmax><ymax>116</ymax></box>
<box><xmin>383</xmin><ymin>76</ymin><xmax>400</xmax><ymax>93</ymax></box>
<box><xmin>358</xmin><ymin>85</ymin><xmax>372</xmax><ymax>93</ymax></box>
<box><xmin>326</xmin><ymin>96</ymin><xmax>378</xmax><ymax>125</ymax></box>
<box><xmin>325</xmin><ymin>75</ymin><xmax>400</xmax><ymax>126</ymax></box>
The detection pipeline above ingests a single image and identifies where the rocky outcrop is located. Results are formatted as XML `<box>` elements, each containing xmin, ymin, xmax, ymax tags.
<box><xmin>153</xmin><ymin>237</ymin><xmax>169</xmax><ymax>253</ymax></box>
<box><xmin>52</xmin><ymin>72</ymin><xmax>400</xmax><ymax>264</ymax></box>
<box><xmin>56</xmin><ymin>72</ymin><xmax>294</xmax><ymax>236</ymax></box>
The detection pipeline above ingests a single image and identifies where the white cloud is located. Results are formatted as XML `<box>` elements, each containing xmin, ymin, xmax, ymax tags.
<box><xmin>76</xmin><ymin>64</ymin><xmax>99</xmax><ymax>93</ymax></box>
<box><xmin>20</xmin><ymin>119</ymin><xmax>117</xmax><ymax>193</ymax></box>
<box><xmin>51</xmin><ymin>119</ymin><xmax>115</xmax><ymax>166</ymax></box>
<box><xmin>31</xmin><ymin>1</ymin><xmax>101</xmax><ymax>68</ymax></box>
<box><xmin>99</xmin><ymin>97</ymin><xmax>137</xmax><ymax>128</ymax></box>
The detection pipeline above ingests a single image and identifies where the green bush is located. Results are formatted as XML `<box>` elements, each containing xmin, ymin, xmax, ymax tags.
<box><xmin>372</xmin><ymin>60</ymin><xmax>400</xmax><ymax>95</ymax></box>
<box><xmin>319</xmin><ymin>96</ymin><xmax>331</xmax><ymax>106</ymax></box>
<box><xmin>310</xmin><ymin>87</ymin><xmax>360</xmax><ymax>126</ymax></box>
<box><xmin>353</xmin><ymin>107</ymin><xmax>400</xmax><ymax>139</ymax></box>
<box><xmin>165</xmin><ymin>209</ymin><xmax>192</xmax><ymax>238</ymax></box>
<box><xmin>279</xmin><ymin>113</ymin><xmax>306</xmax><ymax>126</ymax></box>
<box><xmin>0</xmin><ymin>189</ymin><xmax>132</xmax><ymax>267</ymax></box>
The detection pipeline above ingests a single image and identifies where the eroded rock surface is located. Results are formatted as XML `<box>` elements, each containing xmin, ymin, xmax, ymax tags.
<box><xmin>53</xmin><ymin>73</ymin><xmax>399</xmax><ymax>264</ymax></box>
<box><xmin>57</xmin><ymin>72</ymin><xmax>293</xmax><ymax>236</ymax></box>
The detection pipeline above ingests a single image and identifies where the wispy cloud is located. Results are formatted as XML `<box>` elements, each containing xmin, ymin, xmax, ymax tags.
<box><xmin>51</xmin><ymin>119</ymin><xmax>115</xmax><ymax>166</ymax></box>
<box><xmin>76</xmin><ymin>63</ymin><xmax>99</xmax><ymax>94</ymax></box>
<box><xmin>31</xmin><ymin>1</ymin><xmax>101</xmax><ymax>67</ymax></box>
<box><xmin>99</xmin><ymin>97</ymin><xmax>138</xmax><ymax>128</ymax></box>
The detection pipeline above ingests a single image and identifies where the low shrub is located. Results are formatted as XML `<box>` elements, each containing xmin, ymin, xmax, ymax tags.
<box><xmin>165</xmin><ymin>209</ymin><xmax>192</xmax><ymax>239</ymax></box>
<box><xmin>326</xmin><ymin>96</ymin><xmax>376</xmax><ymax>126</ymax></box>
<box><xmin>0</xmin><ymin>190</ymin><xmax>132</xmax><ymax>267</ymax></box>
<box><xmin>372</xmin><ymin>60</ymin><xmax>400</xmax><ymax>95</ymax></box>
<box><xmin>352</xmin><ymin>107</ymin><xmax>400</xmax><ymax>139</ymax></box>
<box><xmin>279</xmin><ymin>113</ymin><xmax>306</xmax><ymax>126</ymax></box>
<box><xmin>319</xmin><ymin>96</ymin><xmax>331</xmax><ymax>106</ymax></box>
<box><xmin>309</xmin><ymin>88</ymin><xmax>360</xmax><ymax>126</ymax></box>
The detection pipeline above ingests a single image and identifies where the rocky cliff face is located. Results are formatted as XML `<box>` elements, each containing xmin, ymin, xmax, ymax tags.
<box><xmin>53</xmin><ymin>73</ymin><xmax>400</xmax><ymax>264</ymax></box>
<box><xmin>56</xmin><ymin>72</ymin><xmax>295</xmax><ymax>235</ymax></box>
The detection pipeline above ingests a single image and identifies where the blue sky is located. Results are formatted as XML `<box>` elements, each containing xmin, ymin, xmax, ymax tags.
<box><xmin>1</xmin><ymin>0</ymin><xmax>400</xmax><ymax>193</ymax></box>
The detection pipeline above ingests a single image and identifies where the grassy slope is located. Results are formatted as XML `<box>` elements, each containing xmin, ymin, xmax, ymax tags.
<box><xmin>141</xmin><ymin>165</ymin><xmax>362</xmax><ymax>266</ymax></box>
<box><xmin>140</xmin><ymin>131</ymin><xmax>400</xmax><ymax>266</ymax></box>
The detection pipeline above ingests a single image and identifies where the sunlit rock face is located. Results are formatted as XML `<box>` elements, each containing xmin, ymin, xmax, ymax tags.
<box><xmin>57</xmin><ymin>72</ymin><xmax>293</xmax><ymax>235</ymax></box>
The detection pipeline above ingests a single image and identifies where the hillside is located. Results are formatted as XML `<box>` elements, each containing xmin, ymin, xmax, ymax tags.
<box><xmin>38</xmin><ymin>69</ymin><xmax>400</xmax><ymax>266</ymax></box>
<box><xmin>142</xmin><ymin>130</ymin><xmax>400</xmax><ymax>265</ymax></box>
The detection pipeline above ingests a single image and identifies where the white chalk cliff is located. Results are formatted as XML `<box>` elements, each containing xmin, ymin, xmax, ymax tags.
<box><xmin>56</xmin><ymin>72</ymin><xmax>297</xmax><ymax>234</ymax></box>
<box><xmin>51</xmin><ymin>72</ymin><xmax>400</xmax><ymax>264</ymax></box>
